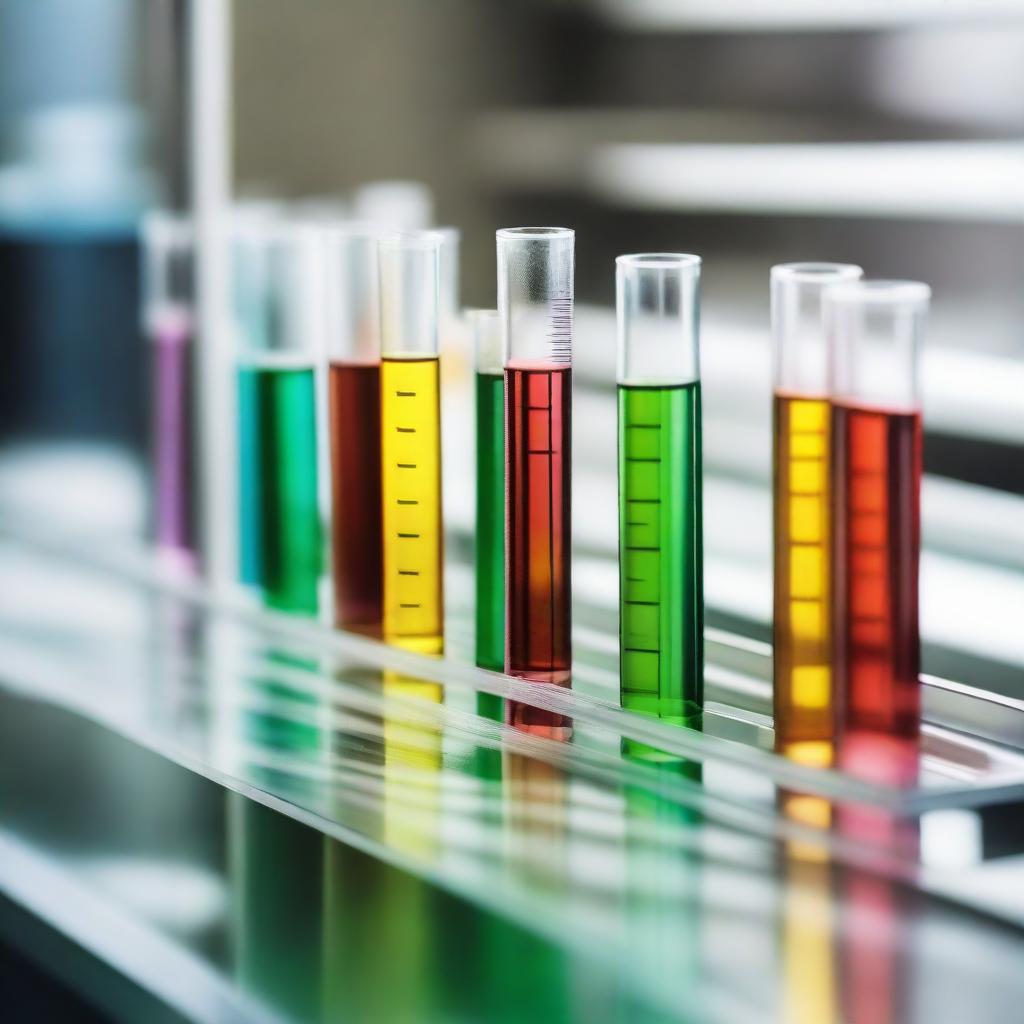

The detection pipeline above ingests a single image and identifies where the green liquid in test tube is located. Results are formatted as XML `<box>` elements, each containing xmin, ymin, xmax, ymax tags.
<box><xmin>233</xmin><ymin>220</ymin><xmax>323</xmax><ymax>614</ymax></box>
<box><xmin>238</xmin><ymin>363</ymin><xmax>320</xmax><ymax>613</ymax></box>
<box><xmin>616</xmin><ymin>254</ymin><xmax>704</xmax><ymax>744</ymax></box>
<box><xmin>471</xmin><ymin>310</ymin><xmax>505</xmax><ymax>721</ymax></box>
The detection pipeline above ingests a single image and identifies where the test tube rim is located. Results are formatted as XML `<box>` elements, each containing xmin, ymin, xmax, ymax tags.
<box><xmin>824</xmin><ymin>279</ymin><xmax>931</xmax><ymax>308</ymax></box>
<box><xmin>141</xmin><ymin>209</ymin><xmax>192</xmax><ymax>248</ymax></box>
<box><xmin>378</xmin><ymin>230</ymin><xmax>442</xmax><ymax>252</ymax></box>
<box><xmin>771</xmin><ymin>261</ymin><xmax>863</xmax><ymax>285</ymax></box>
<box><xmin>496</xmin><ymin>226</ymin><xmax>574</xmax><ymax>241</ymax></box>
<box><xmin>616</xmin><ymin>252</ymin><xmax>702</xmax><ymax>272</ymax></box>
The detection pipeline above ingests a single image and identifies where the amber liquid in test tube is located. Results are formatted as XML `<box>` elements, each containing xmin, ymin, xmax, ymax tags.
<box><xmin>498</xmin><ymin>228</ymin><xmax>574</xmax><ymax>737</ymax></box>
<box><xmin>771</xmin><ymin>263</ymin><xmax>863</xmax><ymax>767</ymax></box>
<box><xmin>324</xmin><ymin>226</ymin><xmax>384</xmax><ymax>635</ymax></box>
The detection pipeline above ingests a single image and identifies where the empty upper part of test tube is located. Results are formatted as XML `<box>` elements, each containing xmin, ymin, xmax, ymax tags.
<box><xmin>497</xmin><ymin>227</ymin><xmax>574</xmax><ymax>368</ymax></box>
<box><xmin>434</xmin><ymin>227</ymin><xmax>461</xmax><ymax>323</ymax></box>
<box><xmin>468</xmin><ymin>309</ymin><xmax>502</xmax><ymax>375</ymax></box>
<box><xmin>825</xmin><ymin>280</ymin><xmax>930</xmax><ymax>412</ymax></box>
<box><xmin>232</xmin><ymin>219</ymin><xmax>323</xmax><ymax>359</ymax></box>
<box><xmin>352</xmin><ymin>180</ymin><xmax>434</xmax><ymax>231</ymax></box>
<box><xmin>379</xmin><ymin>231</ymin><xmax>440</xmax><ymax>359</ymax></box>
<box><xmin>771</xmin><ymin>262</ymin><xmax>863</xmax><ymax>395</ymax></box>
<box><xmin>322</xmin><ymin>223</ymin><xmax>380</xmax><ymax>364</ymax></box>
<box><xmin>141</xmin><ymin>210</ymin><xmax>193</xmax><ymax>334</ymax></box>
<box><xmin>616</xmin><ymin>253</ymin><xmax>702</xmax><ymax>386</ymax></box>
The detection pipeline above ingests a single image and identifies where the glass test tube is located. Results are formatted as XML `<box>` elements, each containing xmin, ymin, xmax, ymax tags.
<box><xmin>616</xmin><ymin>254</ymin><xmax>704</xmax><ymax>733</ymax></box>
<box><xmin>498</xmin><ymin>227</ymin><xmax>574</xmax><ymax>734</ymax></box>
<box><xmin>324</xmin><ymin>225</ymin><xmax>383</xmax><ymax>634</ymax></box>
<box><xmin>233</xmin><ymin>220</ymin><xmax>323</xmax><ymax>613</ymax></box>
<box><xmin>826</xmin><ymin>280</ymin><xmax>927</xmax><ymax>742</ymax></box>
<box><xmin>142</xmin><ymin>211</ymin><xmax>195</xmax><ymax>570</ymax></box>
<box><xmin>771</xmin><ymin>262</ymin><xmax>863</xmax><ymax>760</ymax></box>
<box><xmin>379</xmin><ymin>232</ymin><xmax>444</xmax><ymax>655</ymax></box>
<box><xmin>471</xmin><ymin>310</ymin><xmax>505</xmax><ymax>706</ymax></box>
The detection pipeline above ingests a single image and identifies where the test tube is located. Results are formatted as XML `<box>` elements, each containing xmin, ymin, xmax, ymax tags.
<box><xmin>616</xmin><ymin>254</ymin><xmax>704</xmax><ymax>733</ymax></box>
<box><xmin>379</xmin><ymin>232</ymin><xmax>444</xmax><ymax>655</ymax></box>
<box><xmin>825</xmin><ymin>280</ymin><xmax>927</xmax><ymax>742</ymax></box>
<box><xmin>770</xmin><ymin>262</ymin><xmax>863</xmax><ymax>762</ymax></box>
<box><xmin>141</xmin><ymin>211</ymin><xmax>195</xmax><ymax>570</ymax></box>
<box><xmin>233</xmin><ymin>220</ymin><xmax>323</xmax><ymax>613</ymax></box>
<box><xmin>498</xmin><ymin>227</ymin><xmax>574</xmax><ymax>734</ymax></box>
<box><xmin>324</xmin><ymin>224</ymin><xmax>383</xmax><ymax>635</ymax></box>
<box><xmin>471</xmin><ymin>310</ymin><xmax>505</xmax><ymax>685</ymax></box>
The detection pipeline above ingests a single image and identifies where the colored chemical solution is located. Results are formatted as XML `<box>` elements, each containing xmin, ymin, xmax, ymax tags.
<box><xmin>328</xmin><ymin>361</ymin><xmax>383</xmax><ymax>634</ymax></box>
<box><xmin>238</xmin><ymin>368</ymin><xmax>264</xmax><ymax>587</ymax></box>
<box><xmin>832</xmin><ymin>403</ymin><xmax>921</xmax><ymax>739</ymax></box>
<box><xmin>475</xmin><ymin>370</ymin><xmax>505</xmax><ymax>720</ymax></box>
<box><xmin>618</xmin><ymin>382</ymin><xmax>703</xmax><ymax>730</ymax></box>
<box><xmin>772</xmin><ymin>393</ymin><xmax>834</xmax><ymax>755</ymax></box>
<box><xmin>383</xmin><ymin>671</ymin><xmax>444</xmax><ymax>858</ymax></box>
<box><xmin>380</xmin><ymin>357</ymin><xmax>444</xmax><ymax>652</ymax></box>
<box><xmin>777</xmin><ymin>740</ymin><xmax>836</xmax><ymax>1023</ymax></box>
<box><xmin>505</xmin><ymin>365</ymin><xmax>571</xmax><ymax>734</ymax></box>
<box><xmin>237</xmin><ymin>362</ymin><xmax>321</xmax><ymax>614</ymax></box>
<box><xmin>152</xmin><ymin>317</ymin><xmax>194</xmax><ymax>565</ymax></box>
<box><xmin>835</xmin><ymin>733</ymin><xmax>918</xmax><ymax>1024</ymax></box>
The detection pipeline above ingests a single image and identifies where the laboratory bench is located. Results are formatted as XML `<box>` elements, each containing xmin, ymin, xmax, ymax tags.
<box><xmin>2</xmin><ymin>520</ymin><xmax>1024</xmax><ymax>1024</ymax></box>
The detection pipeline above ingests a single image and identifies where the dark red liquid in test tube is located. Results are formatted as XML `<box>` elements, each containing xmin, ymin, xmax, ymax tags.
<box><xmin>832</xmin><ymin>403</ymin><xmax>922</xmax><ymax>739</ymax></box>
<box><xmin>322</xmin><ymin>226</ymin><xmax>384</xmax><ymax>634</ymax></box>
<box><xmin>328</xmin><ymin>362</ymin><xmax>383</xmax><ymax>634</ymax></box>
<box><xmin>505</xmin><ymin>365</ymin><xmax>572</xmax><ymax>732</ymax></box>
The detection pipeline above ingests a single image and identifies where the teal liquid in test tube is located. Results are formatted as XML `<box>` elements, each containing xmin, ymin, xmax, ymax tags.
<box><xmin>616</xmin><ymin>254</ymin><xmax>704</xmax><ymax>742</ymax></box>
<box><xmin>233</xmin><ymin>221</ymin><xmax>323</xmax><ymax>614</ymax></box>
<box><xmin>470</xmin><ymin>309</ymin><xmax>505</xmax><ymax>721</ymax></box>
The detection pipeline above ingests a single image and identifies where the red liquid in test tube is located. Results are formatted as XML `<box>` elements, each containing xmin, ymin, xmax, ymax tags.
<box><xmin>498</xmin><ymin>227</ymin><xmax>575</xmax><ymax>738</ymax></box>
<box><xmin>825</xmin><ymin>279</ymin><xmax>929</xmax><ymax>748</ymax></box>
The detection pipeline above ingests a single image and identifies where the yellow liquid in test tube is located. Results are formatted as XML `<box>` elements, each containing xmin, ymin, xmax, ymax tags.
<box><xmin>381</xmin><ymin>356</ymin><xmax>444</xmax><ymax>653</ymax></box>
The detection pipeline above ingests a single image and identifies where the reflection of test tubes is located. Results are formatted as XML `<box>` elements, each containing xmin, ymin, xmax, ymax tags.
<box><xmin>233</xmin><ymin>221</ymin><xmax>323</xmax><ymax>613</ymax></box>
<box><xmin>324</xmin><ymin>225</ymin><xmax>383</xmax><ymax>635</ymax></box>
<box><xmin>142</xmin><ymin>211</ymin><xmax>195</xmax><ymax>569</ymax></box>
<box><xmin>826</xmin><ymin>280</ymin><xmax>927</xmax><ymax>742</ymax></box>
<box><xmin>616</xmin><ymin>254</ymin><xmax>704</xmax><ymax>733</ymax></box>
<box><xmin>498</xmin><ymin>228</ymin><xmax>574</xmax><ymax>734</ymax></box>
<box><xmin>379</xmin><ymin>233</ymin><xmax>444</xmax><ymax>655</ymax></box>
<box><xmin>771</xmin><ymin>263</ymin><xmax>863</xmax><ymax>761</ymax></box>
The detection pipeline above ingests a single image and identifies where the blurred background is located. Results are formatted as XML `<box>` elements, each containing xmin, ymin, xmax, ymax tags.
<box><xmin>2</xmin><ymin>4</ymin><xmax>1024</xmax><ymax>1022</ymax></box>
<box><xmin>0</xmin><ymin>0</ymin><xmax>1021</xmax><ymax>680</ymax></box>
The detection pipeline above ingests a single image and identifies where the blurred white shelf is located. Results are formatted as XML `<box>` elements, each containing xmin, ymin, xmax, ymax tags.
<box><xmin>475</xmin><ymin>110</ymin><xmax>1024</xmax><ymax>223</ymax></box>
<box><xmin>589</xmin><ymin>141</ymin><xmax>1024</xmax><ymax>223</ymax></box>
<box><xmin>587</xmin><ymin>0</ymin><xmax>1024</xmax><ymax>32</ymax></box>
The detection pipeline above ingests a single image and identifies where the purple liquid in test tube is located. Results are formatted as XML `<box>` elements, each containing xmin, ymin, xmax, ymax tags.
<box><xmin>143</xmin><ymin>212</ymin><xmax>196</xmax><ymax>572</ymax></box>
<box><xmin>152</xmin><ymin>311</ymin><xmax>195</xmax><ymax>568</ymax></box>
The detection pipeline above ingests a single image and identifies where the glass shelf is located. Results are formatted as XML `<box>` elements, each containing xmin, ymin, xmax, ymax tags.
<box><xmin>4</xmin><ymin>527</ymin><xmax>1024</xmax><ymax>1022</ymax></box>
